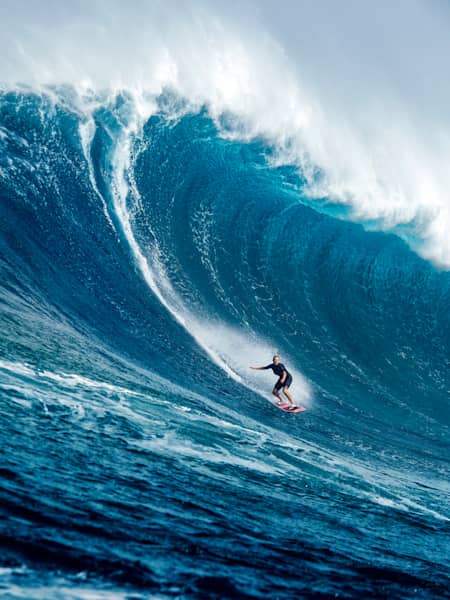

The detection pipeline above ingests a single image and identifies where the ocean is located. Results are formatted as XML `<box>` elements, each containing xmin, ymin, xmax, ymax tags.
<box><xmin>1</xmin><ymin>2</ymin><xmax>449</xmax><ymax>598</ymax></box>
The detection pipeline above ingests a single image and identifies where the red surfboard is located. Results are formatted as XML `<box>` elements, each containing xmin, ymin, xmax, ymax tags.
<box><xmin>274</xmin><ymin>402</ymin><xmax>306</xmax><ymax>413</ymax></box>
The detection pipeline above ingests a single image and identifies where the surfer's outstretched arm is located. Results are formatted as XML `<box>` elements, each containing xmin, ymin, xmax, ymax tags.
<box><xmin>250</xmin><ymin>365</ymin><xmax>271</xmax><ymax>370</ymax></box>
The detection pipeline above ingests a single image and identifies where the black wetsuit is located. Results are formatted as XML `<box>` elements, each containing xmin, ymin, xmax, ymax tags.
<box><xmin>263</xmin><ymin>363</ymin><xmax>293</xmax><ymax>390</ymax></box>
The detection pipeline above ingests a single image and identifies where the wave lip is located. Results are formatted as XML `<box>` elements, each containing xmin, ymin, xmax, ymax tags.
<box><xmin>3</xmin><ymin>1</ymin><xmax>450</xmax><ymax>266</ymax></box>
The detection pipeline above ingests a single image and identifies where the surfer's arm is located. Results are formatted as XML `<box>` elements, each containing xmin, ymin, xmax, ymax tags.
<box><xmin>250</xmin><ymin>365</ymin><xmax>272</xmax><ymax>370</ymax></box>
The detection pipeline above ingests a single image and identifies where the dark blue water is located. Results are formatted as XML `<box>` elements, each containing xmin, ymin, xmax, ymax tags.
<box><xmin>1</xmin><ymin>91</ymin><xmax>449</xmax><ymax>599</ymax></box>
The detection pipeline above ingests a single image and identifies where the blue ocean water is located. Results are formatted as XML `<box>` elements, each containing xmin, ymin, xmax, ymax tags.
<box><xmin>0</xmin><ymin>90</ymin><xmax>449</xmax><ymax>599</ymax></box>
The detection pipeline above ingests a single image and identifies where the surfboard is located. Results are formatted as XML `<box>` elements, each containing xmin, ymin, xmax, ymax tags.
<box><xmin>274</xmin><ymin>402</ymin><xmax>306</xmax><ymax>413</ymax></box>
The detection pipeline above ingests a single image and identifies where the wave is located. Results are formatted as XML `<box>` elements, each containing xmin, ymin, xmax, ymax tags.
<box><xmin>2</xmin><ymin>89</ymin><xmax>449</xmax><ymax>427</ymax></box>
<box><xmin>3</xmin><ymin>0</ymin><xmax>450</xmax><ymax>266</ymax></box>
<box><xmin>1</xmin><ymin>85</ymin><xmax>449</xmax><ymax>598</ymax></box>
<box><xmin>1</xmin><ymin>3</ymin><xmax>450</xmax><ymax>596</ymax></box>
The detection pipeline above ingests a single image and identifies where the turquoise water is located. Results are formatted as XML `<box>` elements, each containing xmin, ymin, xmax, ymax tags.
<box><xmin>0</xmin><ymin>91</ymin><xmax>449</xmax><ymax>599</ymax></box>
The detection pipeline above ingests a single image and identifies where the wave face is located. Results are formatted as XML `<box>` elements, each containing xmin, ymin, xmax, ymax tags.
<box><xmin>1</xmin><ymin>87</ymin><xmax>449</xmax><ymax>599</ymax></box>
<box><xmin>4</xmin><ymin>0</ymin><xmax>450</xmax><ymax>268</ymax></box>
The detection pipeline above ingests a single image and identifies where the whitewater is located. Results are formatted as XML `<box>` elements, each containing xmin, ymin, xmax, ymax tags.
<box><xmin>0</xmin><ymin>1</ymin><xmax>449</xmax><ymax>598</ymax></box>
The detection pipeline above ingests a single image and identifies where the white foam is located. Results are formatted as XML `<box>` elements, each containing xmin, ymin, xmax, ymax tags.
<box><xmin>0</xmin><ymin>359</ymin><xmax>138</xmax><ymax>396</ymax></box>
<box><xmin>78</xmin><ymin>117</ymin><xmax>117</xmax><ymax>233</ymax></box>
<box><xmin>132</xmin><ymin>431</ymin><xmax>283</xmax><ymax>476</ymax></box>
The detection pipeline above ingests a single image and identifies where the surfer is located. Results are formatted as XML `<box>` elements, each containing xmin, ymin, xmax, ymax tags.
<box><xmin>250</xmin><ymin>355</ymin><xmax>297</xmax><ymax>410</ymax></box>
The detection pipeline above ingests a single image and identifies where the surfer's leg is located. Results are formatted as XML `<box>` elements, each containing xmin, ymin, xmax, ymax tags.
<box><xmin>272</xmin><ymin>387</ymin><xmax>283</xmax><ymax>404</ymax></box>
<box><xmin>282</xmin><ymin>387</ymin><xmax>295</xmax><ymax>406</ymax></box>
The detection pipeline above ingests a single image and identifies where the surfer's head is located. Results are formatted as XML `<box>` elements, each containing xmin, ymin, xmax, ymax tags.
<box><xmin>273</xmin><ymin>354</ymin><xmax>280</xmax><ymax>364</ymax></box>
